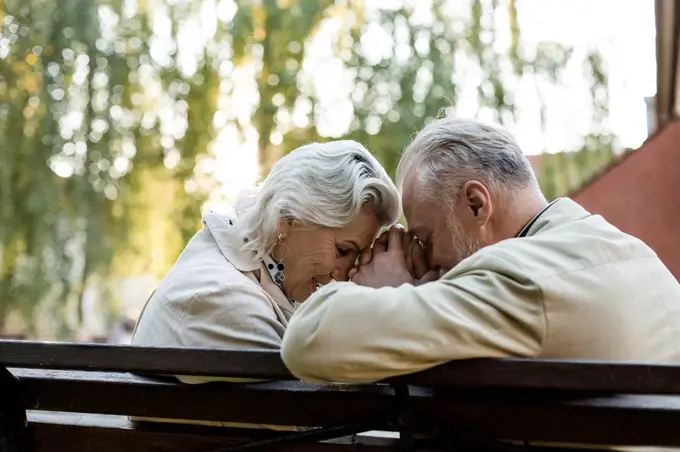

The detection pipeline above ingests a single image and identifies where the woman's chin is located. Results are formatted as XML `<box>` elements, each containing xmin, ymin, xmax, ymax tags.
<box><xmin>290</xmin><ymin>279</ymin><xmax>325</xmax><ymax>302</ymax></box>
<box><xmin>290</xmin><ymin>285</ymin><xmax>314</xmax><ymax>302</ymax></box>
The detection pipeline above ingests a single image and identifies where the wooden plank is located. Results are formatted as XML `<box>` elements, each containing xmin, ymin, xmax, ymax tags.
<box><xmin>419</xmin><ymin>390</ymin><xmax>680</xmax><ymax>447</ymax></box>
<box><xmin>5</xmin><ymin>341</ymin><xmax>680</xmax><ymax>394</ymax></box>
<box><xmin>27</xmin><ymin>412</ymin><xmax>399</xmax><ymax>452</ymax></box>
<box><xmin>14</xmin><ymin>369</ymin><xmax>395</xmax><ymax>427</ymax></box>
<box><xmin>13</xmin><ymin>370</ymin><xmax>680</xmax><ymax>446</ymax></box>
<box><xmin>26</xmin><ymin>412</ymin><xmax>612</xmax><ymax>452</ymax></box>
<box><xmin>655</xmin><ymin>0</ymin><xmax>680</xmax><ymax>127</ymax></box>
<box><xmin>394</xmin><ymin>358</ymin><xmax>680</xmax><ymax>394</ymax></box>
<box><xmin>0</xmin><ymin>341</ymin><xmax>293</xmax><ymax>379</ymax></box>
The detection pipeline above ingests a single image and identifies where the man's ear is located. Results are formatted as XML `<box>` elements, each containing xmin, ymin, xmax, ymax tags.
<box><xmin>461</xmin><ymin>180</ymin><xmax>492</xmax><ymax>226</ymax></box>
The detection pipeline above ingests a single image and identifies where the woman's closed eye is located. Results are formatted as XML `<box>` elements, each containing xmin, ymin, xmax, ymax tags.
<box><xmin>337</xmin><ymin>245</ymin><xmax>361</xmax><ymax>261</ymax></box>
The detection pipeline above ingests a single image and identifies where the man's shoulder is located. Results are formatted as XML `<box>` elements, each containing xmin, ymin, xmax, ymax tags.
<box><xmin>454</xmin><ymin>215</ymin><xmax>659</xmax><ymax>282</ymax></box>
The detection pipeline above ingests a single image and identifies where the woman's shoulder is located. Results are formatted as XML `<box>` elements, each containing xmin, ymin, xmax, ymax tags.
<box><xmin>158</xmin><ymin>223</ymin><xmax>262</xmax><ymax>294</ymax></box>
<box><xmin>132</xmin><ymin>212</ymin><xmax>290</xmax><ymax>349</ymax></box>
<box><xmin>134</xmin><ymin>261</ymin><xmax>284</xmax><ymax>348</ymax></box>
<box><xmin>133</xmin><ymin>285</ymin><xmax>286</xmax><ymax>352</ymax></box>
<box><xmin>160</xmin><ymin>255</ymin><xmax>270</xmax><ymax>310</ymax></box>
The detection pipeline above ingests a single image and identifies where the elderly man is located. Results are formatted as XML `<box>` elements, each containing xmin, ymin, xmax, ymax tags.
<box><xmin>280</xmin><ymin>115</ymin><xmax>680</xmax><ymax>384</ymax></box>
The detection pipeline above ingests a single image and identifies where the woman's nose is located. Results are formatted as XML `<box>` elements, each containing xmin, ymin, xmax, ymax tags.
<box><xmin>331</xmin><ymin>266</ymin><xmax>350</xmax><ymax>282</ymax></box>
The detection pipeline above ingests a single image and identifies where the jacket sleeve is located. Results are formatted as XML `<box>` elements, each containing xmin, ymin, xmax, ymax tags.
<box><xmin>177</xmin><ymin>283</ymin><xmax>287</xmax><ymax>384</ymax></box>
<box><xmin>280</xmin><ymin>262</ymin><xmax>546</xmax><ymax>384</ymax></box>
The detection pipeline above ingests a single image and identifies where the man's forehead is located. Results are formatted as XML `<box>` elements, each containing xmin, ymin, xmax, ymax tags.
<box><xmin>401</xmin><ymin>176</ymin><xmax>432</xmax><ymax>233</ymax></box>
<box><xmin>400</xmin><ymin>172</ymin><xmax>421</xmax><ymax>210</ymax></box>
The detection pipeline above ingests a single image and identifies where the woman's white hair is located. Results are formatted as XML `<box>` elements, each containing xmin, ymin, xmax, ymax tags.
<box><xmin>235</xmin><ymin>140</ymin><xmax>401</xmax><ymax>260</ymax></box>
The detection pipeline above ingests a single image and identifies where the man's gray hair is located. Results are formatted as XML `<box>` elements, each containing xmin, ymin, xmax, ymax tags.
<box><xmin>236</xmin><ymin>140</ymin><xmax>401</xmax><ymax>261</ymax></box>
<box><xmin>396</xmin><ymin>115</ymin><xmax>536</xmax><ymax>199</ymax></box>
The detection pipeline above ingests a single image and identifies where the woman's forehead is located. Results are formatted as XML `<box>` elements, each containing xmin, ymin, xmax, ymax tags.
<box><xmin>336</xmin><ymin>212</ymin><xmax>380</xmax><ymax>244</ymax></box>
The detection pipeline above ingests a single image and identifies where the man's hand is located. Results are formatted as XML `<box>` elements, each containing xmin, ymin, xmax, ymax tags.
<box><xmin>350</xmin><ymin>226</ymin><xmax>412</xmax><ymax>288</ymax></box>
<box><xmin>404</xmin><ymin>232</ymin><xmax>439</xmax><ymax>285</ymax></box>
<box><xmin>349</xmin><ymin>226</ymin><xmax>440</xmax><ymax>287</ymax></box>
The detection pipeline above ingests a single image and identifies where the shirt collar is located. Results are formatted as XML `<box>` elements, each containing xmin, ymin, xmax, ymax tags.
<box><xmin>516</xmin><ymin>198</ymin><xmax>560</xmax><ymax>238</ymax></box>
<box><xmin>516</xmin><ymin>198</ymin><xmax>592</xmax><ymax>238</ymax></box>
<box><xmin>203</xmin><ymin>212</ymin><xmax>260</xmax><ymax>271</ymax></box>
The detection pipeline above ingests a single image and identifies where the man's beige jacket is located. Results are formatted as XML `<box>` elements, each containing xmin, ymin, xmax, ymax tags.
<box><xmin>281</xmin><ymin>198</ymin><xmax>680</xmax><ymax>383</ymax></box>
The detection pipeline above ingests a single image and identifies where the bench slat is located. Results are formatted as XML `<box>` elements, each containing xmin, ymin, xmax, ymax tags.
<box><xmin>0</xmin><ymin>341</ymin><xmax>292</xmax><ymax>379</ymax></box>
<box><xmin>13</xmin><ymin>369</ymin><xmax>680</xmax><ymax>446</ymax></box>
<box><xmin>28</xmin><ymin>412</ymin><xmax>398</xmax><ymax>452</ymax></box>
<box><xmin>27</xmin><ymin>412</ymin><xmax>613</xmax><ymax>452</ymax></box>
<box><xmin>398</xmin><ymin>357</ymin><xmax>680</xmax><ymax>394</ymax></box>
<box><xmin>14</xmin><ymin>369</ymin><xmax>394</xmax><ymax>427</ymax></box>
<box><xmin>420</xmin><ymin>392</ymin><xmax>680</xmax><ymax>447</ymax></box>
<box><xmin>4</xmin><ymin>341</ymin><xmax>680</xmax><ymax>394</ymax></box>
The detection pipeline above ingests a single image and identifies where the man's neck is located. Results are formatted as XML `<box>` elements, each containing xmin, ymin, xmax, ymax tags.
<box><xmin>495</xmin><ymin>188</ymin><xmax>549</xmax><ymax>240</ymax></box>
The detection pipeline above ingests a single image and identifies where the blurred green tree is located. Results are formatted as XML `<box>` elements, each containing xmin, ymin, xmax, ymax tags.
<box><xmin>538</xmin><ymin>49</ymin><xmax>617</xmax><ymax>200</ymax></box>
<box><xmin>0</xmin><ymin>0</ymin><xmax>617</xmax><ymax>337</ymax></box>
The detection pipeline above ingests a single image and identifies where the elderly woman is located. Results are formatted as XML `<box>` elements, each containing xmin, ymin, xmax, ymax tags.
<box><xmin>131</xmin><ymin>140</ymin><xmax>400</xmax><ymax>383</ymax></box>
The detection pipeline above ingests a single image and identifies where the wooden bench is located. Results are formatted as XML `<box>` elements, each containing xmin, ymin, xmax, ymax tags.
<box><xmin>2</xmin><ymin>340</ymin><xmax>680</xmax><ymax>451</ymax></box>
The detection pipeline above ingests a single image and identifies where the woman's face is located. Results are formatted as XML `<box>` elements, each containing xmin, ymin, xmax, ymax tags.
<box><xmin>274</xmin><ymin>206</ymin><xmax>380</xmax><ymax>301</ymax></box>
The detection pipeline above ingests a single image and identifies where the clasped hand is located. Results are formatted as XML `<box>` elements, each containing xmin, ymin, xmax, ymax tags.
<box><xmin>348</xmin><ymin>225</ymin><xmax>439</xmax><ymax>288</ymax></box>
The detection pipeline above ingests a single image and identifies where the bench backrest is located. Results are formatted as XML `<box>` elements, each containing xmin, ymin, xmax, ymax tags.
<box><xmin>2</xmin><ymin>340</ymin><xmax>680</xmax><ymax>451</ymax></box>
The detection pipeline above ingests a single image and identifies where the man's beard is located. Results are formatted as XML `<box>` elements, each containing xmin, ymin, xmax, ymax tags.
<box><xmin>445</xmin><ymin>216</ymin><xmax>481</xmax><ymax>273</ymax></box>
<box><xmin>451</xmin><ymin>230</ymin><xmax>480</xmax><ymax>266</ymax></box>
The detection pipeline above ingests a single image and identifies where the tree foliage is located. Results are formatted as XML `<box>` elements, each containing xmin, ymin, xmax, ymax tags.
<box><xmin>0</xmin><ymin>0</ymin><xmax>616</xmax><ymax>337</ymax></box>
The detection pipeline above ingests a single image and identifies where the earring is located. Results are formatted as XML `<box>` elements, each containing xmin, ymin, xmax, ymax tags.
<box><xmin>272</xmin><ymin>235</ymin><xmax>286</xmax><ymax>284</ymax></box>
<box><xmin>272</xmin><ymin>231</ymin><xmax>289</xmax><ymax>263</ymax></box>
<box><xmin>274</xmin><ymin>266</ymin><xmax>285</xmax><ymax>284</ymax></box>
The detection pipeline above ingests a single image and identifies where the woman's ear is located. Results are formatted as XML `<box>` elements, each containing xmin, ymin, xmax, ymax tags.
<box><xmin>277</xmin><ymin>219</ymin><xmax>293</xmax><ymax>238</ymax></box>
<box><xmin>278</xmin><ymin>218</ymin><xmax>302</xmax><ymax>239</ymax></box>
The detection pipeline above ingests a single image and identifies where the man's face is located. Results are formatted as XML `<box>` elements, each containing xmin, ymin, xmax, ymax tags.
<box><xmin>402</xmin><ymin>175</ymin><xmax>482</xmax><ymax>274</ymax></box>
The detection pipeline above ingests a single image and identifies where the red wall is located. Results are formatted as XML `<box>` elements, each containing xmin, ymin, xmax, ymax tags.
<box><xmin>571</xmin><ymin>120</ymin><xmax>680</xmax><ymax>280</ymax></box>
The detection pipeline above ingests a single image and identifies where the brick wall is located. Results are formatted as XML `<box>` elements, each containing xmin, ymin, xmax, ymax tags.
<box><xmin>571</xmin><ymin>120</ymin><xmax>680</xmax><ymax>280</ymax></box>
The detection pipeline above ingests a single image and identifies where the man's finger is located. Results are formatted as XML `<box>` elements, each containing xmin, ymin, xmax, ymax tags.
<box><xmin>411</xmin><ymin>239</ymin><xmax>429</xmax><ymax>279</ymax></box>
<box><xmin>386</xmin><ymin>226</ymin><xmax>404</xmax><ymax>255</ymax></box>
<box><xmin>358</xmin><ymin>248</ymin><xmax>373</xmax><ymax>266</ymax></box>
<box><xmin>402</xmin><ymin>231</ymin><xmax>411</xmax><ymax>256</ymax></box>
<box><xmin>376</xmin><ymin>229</ymin><xmax>390</xmax><ymax>243</ymax></box>
<box><xmin>415</xmin><ymin>269</ymin><xmax>439</xmax><ymax>286</ymax></box>
<box><xmin>405</xmin><ymin>239</ymin><xmax>415</xmax><ymax>276</ymax></box>
<box><xmin>348</xmin><ymin>267</ymin><xmax>359</xmax><ymax>280</ymax></box>
<box><xmin>373</xmin><ymin>230</ymin><xmax>389</xmax><ymax>253</ymax></box>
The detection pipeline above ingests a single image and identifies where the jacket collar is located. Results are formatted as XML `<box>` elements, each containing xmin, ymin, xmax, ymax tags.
<box><xmin>202</xmin><ymin>212</ymin><xmax>295</xmax><ymax>315</ymax></box>
<box><xmin>521</xmin><ymin>198</ymin><xmax>592</xmax><ymax>237</ymax></box>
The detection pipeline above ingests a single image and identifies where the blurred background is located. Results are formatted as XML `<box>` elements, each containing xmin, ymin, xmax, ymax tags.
<box><xmin>0</xmin><ymin>0</ymin><xmax>675</xmax><ymax>342</ymax></box>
